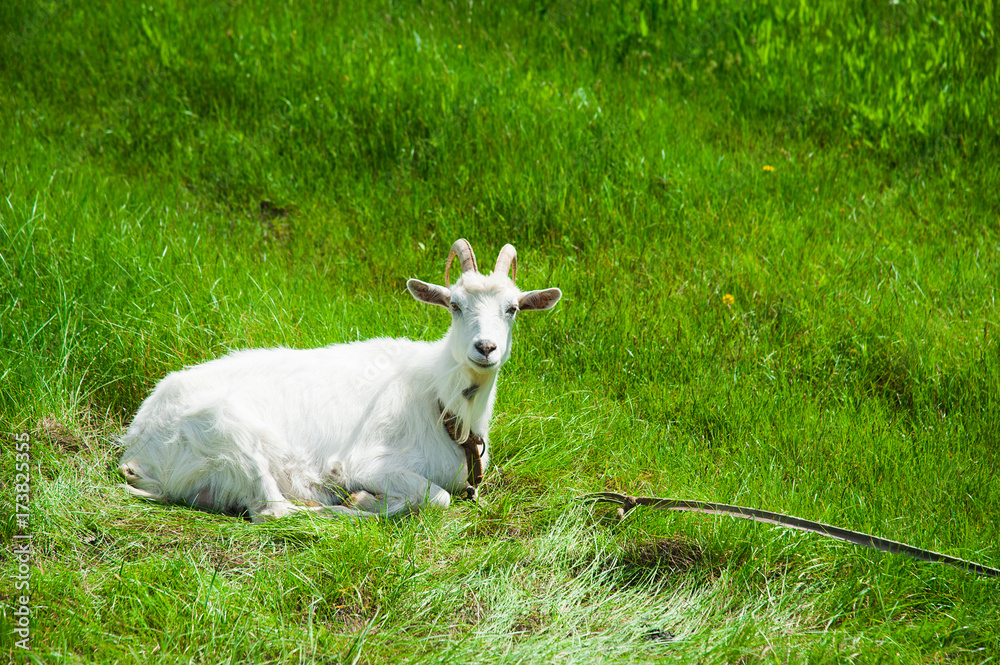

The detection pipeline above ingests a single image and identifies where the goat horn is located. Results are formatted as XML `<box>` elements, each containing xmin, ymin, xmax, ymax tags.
<box><xmin>444</xmin><ymin>238</ymin><xmax>478</xmax><ymax>287</ymax></box>
<box><xmin>494</xmin><ymin>244</ymin><xmax>517</xmax><ymax>284</ymax></box>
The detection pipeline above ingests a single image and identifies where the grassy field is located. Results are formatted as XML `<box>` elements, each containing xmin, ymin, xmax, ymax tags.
<box><xmin>2</xmin><ymin>0</ymin><xmax>999</xmax><ymax>662</ymax></box>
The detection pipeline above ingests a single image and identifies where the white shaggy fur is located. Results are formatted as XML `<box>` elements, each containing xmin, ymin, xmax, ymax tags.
<box><xmin>118</xmin><ymin>240</ymin><xmax>561</xmax><ymax>522</ymax></box>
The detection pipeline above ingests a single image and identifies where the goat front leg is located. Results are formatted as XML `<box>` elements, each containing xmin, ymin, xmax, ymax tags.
<box><xmin>348</xmin><ymin>470</ymin><xmax>451</xmax><ymax>518</ymax></box>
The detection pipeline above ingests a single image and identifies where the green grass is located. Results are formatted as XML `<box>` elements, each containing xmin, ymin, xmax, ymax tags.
<box><xmin>2</xmin><ymin>0</ymin><xmax>999</xmax><ymax>662</ymax></box>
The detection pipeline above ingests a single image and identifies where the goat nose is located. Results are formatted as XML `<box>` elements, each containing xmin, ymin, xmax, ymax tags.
<box><xmin>474</xmin><ymin>341</ymin><xmax>497</xmax><ymax>357</ymax></box>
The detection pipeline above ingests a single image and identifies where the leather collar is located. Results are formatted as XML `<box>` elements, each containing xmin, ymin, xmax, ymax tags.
<box><xmin>437</xmin><ymin>401</ymin><xmax>484</xmax><ymax>487</ymax></box>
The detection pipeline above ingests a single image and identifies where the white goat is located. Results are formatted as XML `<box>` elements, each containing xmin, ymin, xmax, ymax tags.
<box><xmin>118</xmin><ymin>239</ymin><xmax>561</xmax><ymax>521</ymax></box>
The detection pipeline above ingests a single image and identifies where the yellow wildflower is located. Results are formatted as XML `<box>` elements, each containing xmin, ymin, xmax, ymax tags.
<box><xmin>722</xmin><ymin>293</ymin><xmax>735</xmax><ymax>307</ymax></box>
<box><xmin>762</xmin><ymin>165</ymin><xmax>775</xmax><ymax>172</ymax></box>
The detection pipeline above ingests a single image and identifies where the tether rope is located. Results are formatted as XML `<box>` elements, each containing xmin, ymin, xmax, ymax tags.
<box><xmin>580</xmin><ymin>492</ymin><xmax>999</xmax><ymax>578</ymax></box>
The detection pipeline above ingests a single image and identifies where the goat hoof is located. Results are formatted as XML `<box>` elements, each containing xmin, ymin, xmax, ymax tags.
<box><xmin>461</xmin><ymin>485</ymin><xmax>478</xmax><ymax>502</ymax></box>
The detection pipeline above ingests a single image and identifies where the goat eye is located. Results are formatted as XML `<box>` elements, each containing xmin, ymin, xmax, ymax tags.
<box><xmin>451</xmin><ymin>303</ymin><xmax>461</xmax><ymax>313</ymax></box>
<box><xmin>507</xmin><ymin>306</ymin><xmax>518</xmax><ymax>315</ymax></box>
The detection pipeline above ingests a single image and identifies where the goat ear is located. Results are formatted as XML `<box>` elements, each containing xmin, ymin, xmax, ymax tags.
<box><xmin>407</xmin><ymin>279</ymin><xmax>451</xmax><ymax>308</ymax></box>
<box><xmin>518</xmin><ymin>288</ymin><xmax>562</xmax><ymax>311</ymax></box>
